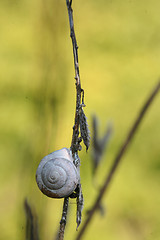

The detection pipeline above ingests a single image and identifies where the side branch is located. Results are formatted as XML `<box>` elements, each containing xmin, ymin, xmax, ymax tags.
<box><xmin>76</xmin><ymin>80</ymin><xmax>160</xmax><ymax>240</ymax></box>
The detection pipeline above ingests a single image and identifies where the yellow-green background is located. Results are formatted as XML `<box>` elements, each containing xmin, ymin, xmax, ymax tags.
<box><xmin>0</xmin><ymin>0</ymin><xmax>160</xmax><ymax>239</ymax></box>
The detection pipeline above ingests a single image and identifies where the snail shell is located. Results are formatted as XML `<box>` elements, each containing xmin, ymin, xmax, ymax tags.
<box><xmin>36</xmin><ymin>148</ymin><xmax>80</xmax><ymax>198</ymax></box>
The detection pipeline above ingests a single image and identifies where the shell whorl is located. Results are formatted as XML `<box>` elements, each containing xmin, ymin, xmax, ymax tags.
<box><xmin>36</xmin><ymin>148</ymin><xmax>79</xmax><ymax>198</ymax></box>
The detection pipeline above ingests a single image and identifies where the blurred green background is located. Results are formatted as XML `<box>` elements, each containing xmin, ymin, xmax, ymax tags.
<box><xmin>0</xmin><ymin>0</ymin><xmax>160</xmax><ymax>240</ymax></box>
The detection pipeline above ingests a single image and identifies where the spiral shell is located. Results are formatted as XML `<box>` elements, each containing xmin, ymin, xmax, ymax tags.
<box><xmin>36</xmin><ymin>148</ymin><xmax>79</xmax><ymax>198</ymax></box>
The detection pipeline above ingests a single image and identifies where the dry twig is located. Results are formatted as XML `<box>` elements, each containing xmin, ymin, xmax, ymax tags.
<box><xmin>58</xmin><ymin>197</ymin><xmax>69</xmax><ymax>240</ymax></box>
<box><xmin>58</xmin><ymin>0</ymin><xmax>87</xmax><ymax>239</ymax></box>
<box><xmin>76</xmin><ymin>81</ymin><xmax>160</xmax><ymax>240</ymax></box>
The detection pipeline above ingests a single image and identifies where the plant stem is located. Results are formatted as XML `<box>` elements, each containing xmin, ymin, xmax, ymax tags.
<box><xmin>76</xmin><ymin>80</ymin><xmax>160</xmax><ymax>240</ymax></box>
<box><xmin>58</xmin><ymin>1</ymin><xmax>83</xmax><ymax>239</ymax></box>
<box><xmin>66</xmin><ymin>0</ymin><xmax>82</xmax><ymax>156</ymax></box>
<box><xmin>59</xmin><ymin>197</ymin><xmax>69</xmax><ymax>240</ymax></box>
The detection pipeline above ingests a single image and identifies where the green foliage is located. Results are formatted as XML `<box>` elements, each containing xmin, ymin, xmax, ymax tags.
<box><xmin>0</xmin><ymin>0</ymin><xmax>160</xmax><ymax>240</ymax></box>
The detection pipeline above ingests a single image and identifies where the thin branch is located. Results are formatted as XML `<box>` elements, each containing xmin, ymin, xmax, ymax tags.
<box><xmin>66</xmin><ymin>0</ymin><xmax>84</xmax><ymax>229</ymax></box>
<box><xmin>76</xmin><ymin>80</ymin><xmax>160</xmax><ymax>240</ymax></box>
<box><xmin>58</xmin><ymin>1</ymin><xmax>83</xmax><ymax>239</ymax></box>
<box><xmin>66</xmin><ymin>0</ymin><xmax>82</xmax><ymax>156</ymax></box>
<box><xmin>59</xmin><ymin>197</ymin><xmax>69</xmax><ymax>240</ymax></box>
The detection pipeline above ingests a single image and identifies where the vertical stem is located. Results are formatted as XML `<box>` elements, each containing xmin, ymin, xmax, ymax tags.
<box><xmin>59</xmin><ymin>197</ymin><xmax>69</xmax><ymax>240</ymax></box>
<box><xmin>66</xmin><ymin>0</ymin><xmax>82</xmax><ymax>156</ymax></box>
<box><xmin>58</xmin><ymin>1</ymin><xmax>83</xmax><ymax>239</ymax></box>
<box><xmin>66</xmin><ymin>0</ymin><xmax>84</xmax><ymax>229</ymax></box>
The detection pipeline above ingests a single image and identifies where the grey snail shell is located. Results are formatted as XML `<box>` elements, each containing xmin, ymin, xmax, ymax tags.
<box><xmin>36</xmin><ymin>148</ymin><xmax>80</xmax><ymax>198</ymax></box>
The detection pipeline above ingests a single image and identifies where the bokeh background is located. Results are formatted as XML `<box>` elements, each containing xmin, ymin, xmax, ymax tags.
<box><xmin>0</xmin><ymin>0</ymin><xmax>160</xmax><ymax>240</ymax></box>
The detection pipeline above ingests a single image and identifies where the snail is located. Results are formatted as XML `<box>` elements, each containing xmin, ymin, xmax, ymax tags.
<box><xmin>36</xmin><ymin>148</ymin><xmax>80</xmax><ymax>198</ymax></box>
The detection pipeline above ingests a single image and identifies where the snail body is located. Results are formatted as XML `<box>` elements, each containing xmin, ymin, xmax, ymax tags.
<box><xmin>36</xmin><ymin>148</ymin><xmax>79</xmax><ymax>198</ymax></box>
